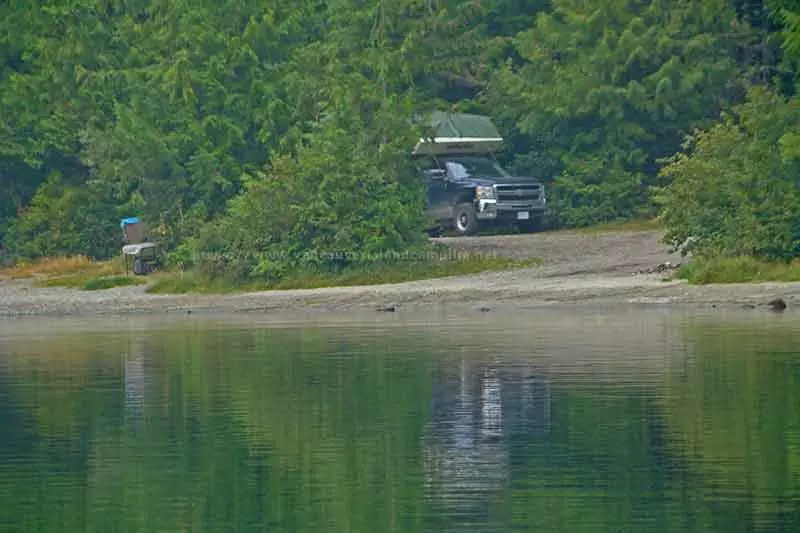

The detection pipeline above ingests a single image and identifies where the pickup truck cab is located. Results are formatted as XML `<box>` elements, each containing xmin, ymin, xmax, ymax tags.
<box><xmin>413</xmin><ymin>112</ymin><xmax>547</xmax><ymax>236</ymax></box>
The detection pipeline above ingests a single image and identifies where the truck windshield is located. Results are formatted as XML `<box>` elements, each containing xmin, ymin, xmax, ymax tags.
<box><xmin>444</xmin><ymin>157</ymin><xmax>510</xmax><ymax>179</ymax></box>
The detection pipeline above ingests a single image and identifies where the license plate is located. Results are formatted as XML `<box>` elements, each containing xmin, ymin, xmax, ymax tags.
<box><xmin>517</xmin><ymin>211</ymin><xmax>530</xmax><ymax>220</ymax></box>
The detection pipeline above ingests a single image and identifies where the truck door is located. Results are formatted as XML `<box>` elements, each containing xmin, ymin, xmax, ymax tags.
<box><xmin>424</xmin><ymin>162</ymin><xmax>451</xmax><ymax>220</ymax></box>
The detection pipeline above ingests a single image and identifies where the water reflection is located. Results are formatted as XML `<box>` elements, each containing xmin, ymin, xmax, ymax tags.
<box><xmin>423</xmin><ymin>357</ymin><xmax>508</xmax><ymax>527</ymax></box>
<box><xmin>124</xmin><ymin>336</ymin><xmax>147</xmax><ymax>427</ymax></box>
<box><xmin>422</xmin><ymin>351</ymin><xmax>556</xmax><ymax>530</ymax></box>
<box><xmin>0</xmin><ymin>312</ymin><xmax>798</xmax><ymax>532</ymax></box>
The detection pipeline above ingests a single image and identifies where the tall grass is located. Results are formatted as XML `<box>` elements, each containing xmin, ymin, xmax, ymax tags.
<box><xmin>37</xmin><ymin>274</ymin><xmax>146</xmax><ymax>290</ymax></box>
<box><xmin>0</xmin><ymin>254</ymin><xmax>144</xmax><ymax>291</ymax></box>
<box><xmin>676</xmin><ymin>256</ymin><xmax>800</xmax><ymax>284</ymax></box>
<box><xmin>147</xmin><ymin>256</ymin><xmax>542</xmax><ymax>294</ymax></box>
<box><xmin>0</xmin><ymin>255</ymin><xmax>126</xmax><ymax>279</ymax></box>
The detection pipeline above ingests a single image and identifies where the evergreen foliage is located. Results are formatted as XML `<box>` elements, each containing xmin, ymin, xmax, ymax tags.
<box><xmin>1</xmin><ymin>0</ymin><xmax>800</xmax><ymax>270</ymax></box>
<box><xmin>657</xmin><ymin>86</ymin><xmax>800</xmax><ymax>260</ymax></box>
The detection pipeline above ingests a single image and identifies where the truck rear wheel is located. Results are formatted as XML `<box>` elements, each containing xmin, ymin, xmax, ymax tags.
<box><xmin>453</xmin><ymin>203</ymin><xmax>479</xmax><ymax>236</ymax></box>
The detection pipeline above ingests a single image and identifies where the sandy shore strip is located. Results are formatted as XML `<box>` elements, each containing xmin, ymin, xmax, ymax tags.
<box><xmin>2</xmin><ymin>229</ymin><xmax>798</xmax><ymax>318</ymax></box>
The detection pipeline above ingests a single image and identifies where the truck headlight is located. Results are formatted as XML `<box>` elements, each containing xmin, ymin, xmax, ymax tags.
<box><xmin>475</xmin><ymin>186</ymin><xmax>495</xmax><ymax>199</ymax></box>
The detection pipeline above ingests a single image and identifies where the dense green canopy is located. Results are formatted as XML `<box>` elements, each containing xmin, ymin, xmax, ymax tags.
<box><xmin>1</xmin><ymin>0</ymin><xmax>799</xmax><ymax>268</ymax></box>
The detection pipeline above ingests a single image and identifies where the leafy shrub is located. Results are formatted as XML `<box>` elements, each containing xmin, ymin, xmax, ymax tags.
<box><xmin>656</xmin><ymin>86</ymin><xmax>800</xmax><ymax>260</ymax></box>
<box><xmin>4</xmin><ymin>172</ymin><xmax>124</xmax><ymax>260</ymax></box>
<box><xmin>192</xmin><ymin>112</ymin><xmax>428</xmax><ymax>282</ymax></box>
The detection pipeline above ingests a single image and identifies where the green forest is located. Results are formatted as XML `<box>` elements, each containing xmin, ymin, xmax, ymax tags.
<box><xmin>2</xmin><ymin>0</ymin><xmax>800</xmax><ymax>279</ymax></box>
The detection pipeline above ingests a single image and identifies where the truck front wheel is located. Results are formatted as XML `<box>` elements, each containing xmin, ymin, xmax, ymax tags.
<box><xmin>452</xmin><ymin>203</ymin><xmax>479</xmax><ymax>236</ymax></box>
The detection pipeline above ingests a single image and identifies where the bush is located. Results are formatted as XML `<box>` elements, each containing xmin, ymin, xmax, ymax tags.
<box><xmin>656</xmin><ymin>86</ymin><xmax>800</xmax><ymax>261</ymax></box>
<box><xmin>4</xmin><ymin>172</ymin><xmax>124</xmax><ymax>260</ymax></box>
<box><xmin>192</xmin><ymin>113</ymin><xmax>428</xmax><ymax>282</ymax></box>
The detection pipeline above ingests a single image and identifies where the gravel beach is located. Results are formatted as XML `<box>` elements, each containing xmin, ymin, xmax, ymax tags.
<box><xmin>2</xmin><ymin>229</ymin><xmax>798</xmax><ymax>318</ymax></box>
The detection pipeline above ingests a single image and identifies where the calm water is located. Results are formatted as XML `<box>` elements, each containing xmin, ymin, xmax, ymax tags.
<box><xmin>1</xmin><ymin>309</ymin><xmax>799</xmax><ymax>532</ymax></box>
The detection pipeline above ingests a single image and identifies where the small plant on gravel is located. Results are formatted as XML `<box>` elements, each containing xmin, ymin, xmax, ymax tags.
<box><xmin>36</xmin><ymin>274</ymin><xmax>146</xmax><ymax>291</ymax></box>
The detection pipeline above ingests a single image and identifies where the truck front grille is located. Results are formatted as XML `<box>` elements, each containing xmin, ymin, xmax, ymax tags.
<box><xmin>495</xmin><ymin>184</ymin><xmax>543</xmax><ymax>203</ymax></box>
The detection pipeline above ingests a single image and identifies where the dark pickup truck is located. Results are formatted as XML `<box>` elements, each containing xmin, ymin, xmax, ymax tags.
<box><xmin>413</xmin><ymin>112</ymin><xmax>547</xmax><ymax>236</ymax></box>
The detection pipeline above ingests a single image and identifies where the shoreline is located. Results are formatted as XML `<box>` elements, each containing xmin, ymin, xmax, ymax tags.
<box><xmin>2</xmin><ymin>270</ymin><xmax>798</xmax><ymax>320</ymax></box>
<box><xmin>2</xmin><ymin>229</ymin><xmax>798</xmax><ymax>319</ymax></box>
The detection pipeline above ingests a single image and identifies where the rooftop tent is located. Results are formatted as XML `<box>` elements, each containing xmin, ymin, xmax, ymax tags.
<box><xmin>412</xmin><ymin>111</ymin><xmax>504</xmax><ymax>156</ymax></box>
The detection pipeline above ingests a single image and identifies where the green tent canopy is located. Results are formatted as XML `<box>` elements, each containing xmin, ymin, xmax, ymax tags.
<box><xmin>412</xmin><ymin>111</ymin><xmax>504</xmax><ymax>156</ymax></box>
